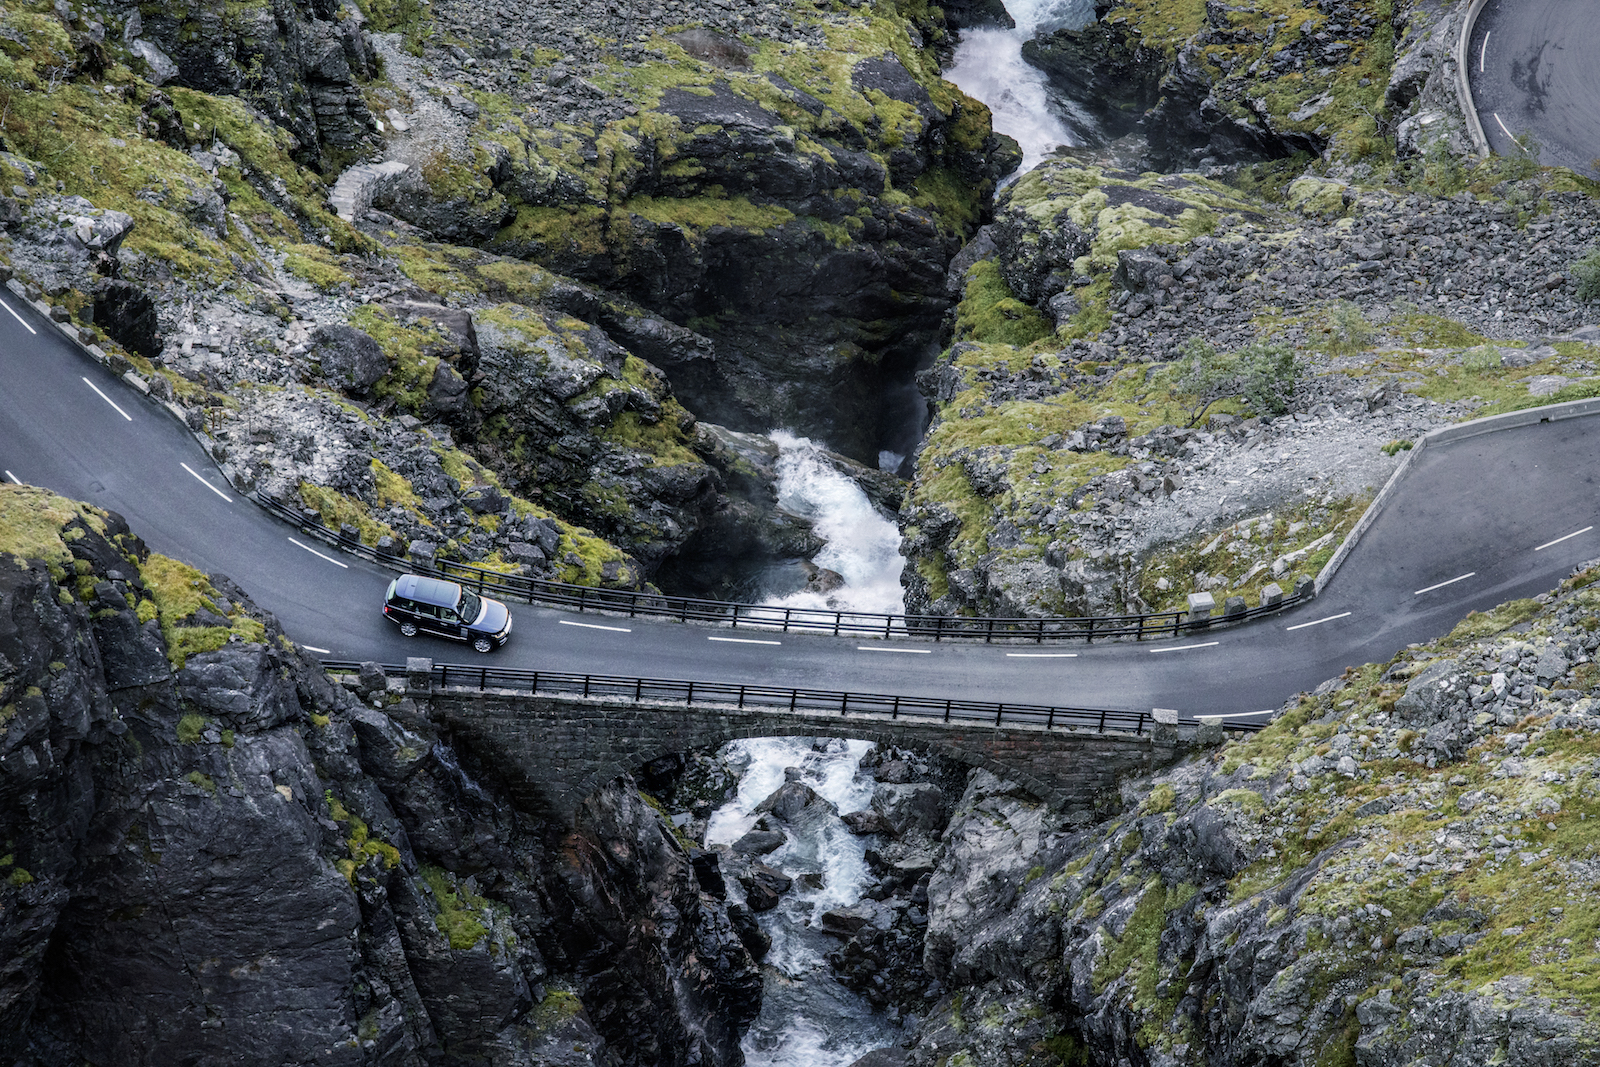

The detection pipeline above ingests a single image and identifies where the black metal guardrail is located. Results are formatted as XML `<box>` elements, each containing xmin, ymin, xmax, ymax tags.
<box><xmin>259</xmin><ymin>492</ymin><xmax>1310</xmax><ymax>643</ymax></box>
<box><xmin>322</xmin><ymin>660</ymin><xmax>1267</xmax><ymax>734</ymax></box>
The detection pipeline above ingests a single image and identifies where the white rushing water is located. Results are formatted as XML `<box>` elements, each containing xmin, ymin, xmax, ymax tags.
<box><xmin>706</xmin><ymin>738</ymin><xmax>897</xmax><ymax>1067</ymax></box>
<box><xmin>944</xmin><ymin>0</ymin><xmax>1097</xmax><ymax>173</ymax></box>
<box><xmin>762</xmin><ymin>431</ymin><xmax>907</xmax><ymax>617</ymax></box>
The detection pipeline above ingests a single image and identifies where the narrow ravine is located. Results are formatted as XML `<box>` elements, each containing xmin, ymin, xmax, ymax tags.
<box><xmin>944</xmin><ymin>0</ymin><xmax>1096</xmax><ymax>172</ymax></box>
<box><xmin>706</xmin><ymin>739</ymin><xmax>898</xmax><ymax>1066</ymax></box>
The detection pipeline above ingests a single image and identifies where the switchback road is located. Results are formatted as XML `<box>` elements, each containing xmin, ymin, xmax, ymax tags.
<box><xmin>2</xmin><ymin>294</ymin><xmax>1597</xmax><ymax>719</ymax></box>
<box><xmin>1468</xmin><ymin>0</ymin><xmax>1600</xmax><ymax>177</ymax></box>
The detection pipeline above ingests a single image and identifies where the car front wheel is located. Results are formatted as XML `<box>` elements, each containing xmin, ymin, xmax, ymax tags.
<box><xmin>472</xmin><ymin>636</ymin><xmax>494</xmax><ymax>654</ymax></box>
<box><xmin>399</xmin><ymin>622</ymin><xmax>418</xmax><ymax>637</ymax></box>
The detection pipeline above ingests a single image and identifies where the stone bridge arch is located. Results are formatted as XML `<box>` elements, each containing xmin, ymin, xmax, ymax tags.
<box><xmin>423</xmin><ymin>690</ymin><xmax>1203</xmax><ymax>826</ymax></box>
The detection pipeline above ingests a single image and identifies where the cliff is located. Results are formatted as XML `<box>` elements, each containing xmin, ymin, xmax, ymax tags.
<box><xmin>0</xmin><ymin>483</ymin><xmax>759</xmax><ymax>1065</ymax></box>
<box><xmin>863</xmin><ymin>561</ymin><xmax>1600</xmax><ymax>1065</ymax></box>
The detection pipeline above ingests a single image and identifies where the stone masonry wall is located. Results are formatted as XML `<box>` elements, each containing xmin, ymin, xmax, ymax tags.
<box><xmin>419</xmin><ymin>688</ymin><xmax>1199</xmax><ymax>824</ymax></box>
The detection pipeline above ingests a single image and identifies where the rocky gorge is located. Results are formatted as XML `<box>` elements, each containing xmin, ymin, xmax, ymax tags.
<box><xmin>4</xmin><ymin>0</ymin><xmax>1600</xmax><ymax>1061</ymax></box>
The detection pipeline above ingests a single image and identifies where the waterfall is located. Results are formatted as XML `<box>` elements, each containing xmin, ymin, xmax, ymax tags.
<box><xmin>762</xmin><ymin>432</ymin><xmax>907</xmax><ymax>617</ymax></box>
<box><xmin>944</xmin><ymin>0</ymin><xmax>1097</xmax><ymax>173</ymax></box>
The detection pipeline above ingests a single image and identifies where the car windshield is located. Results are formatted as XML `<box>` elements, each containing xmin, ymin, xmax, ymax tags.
<box><xmin>458</xmin><ymin>589</ymin><xmax>482</xmax><ymax>623</ymax></box>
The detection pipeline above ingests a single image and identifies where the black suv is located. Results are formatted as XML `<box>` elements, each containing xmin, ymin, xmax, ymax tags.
<box><xmin>383</xmin><ymin>574</ymin><xmax>513</xmax><ymax>653</ymax></box>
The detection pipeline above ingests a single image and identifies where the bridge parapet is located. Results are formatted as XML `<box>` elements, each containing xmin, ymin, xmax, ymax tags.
<box><xmin>417</xmin><ymin>687</ymin><xmax>1214</xmax><ymax>826</ymax></box>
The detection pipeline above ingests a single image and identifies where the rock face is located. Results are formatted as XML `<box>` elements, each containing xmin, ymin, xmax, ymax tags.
<box><xmin>0</xmin><ymin>485</ymin><xmax>758</xmax><ymax>1065</ymax></box>
<box><xmin>865</xmin><ymin>565</ymin><xmax>1600</xmax><ymax>1066</ymax></box>
<box><xmin>365</xmin><ymin>0</ymin><xmax>1015</xmax><ymax>462</ymax></box>
<box><xmin>900</xmin><ymin>156</ymin><xmax>1600</xmax><ymax>619</ymax></box>
<box><xmin>127</xmin><ymin>0</ymin><xmax>378</xmax><ymax>165</ymax></box>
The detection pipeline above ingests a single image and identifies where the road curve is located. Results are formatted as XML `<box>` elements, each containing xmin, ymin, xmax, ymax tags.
<box><xmin>1467</xmin><ymin>0</ymin><xmax>1600</xmax><ymax>177</ymax></box>
<box><xmin>2</xmin><ymin>293</ymin><xmax>1598</xmax><ymax>720</ymax></box>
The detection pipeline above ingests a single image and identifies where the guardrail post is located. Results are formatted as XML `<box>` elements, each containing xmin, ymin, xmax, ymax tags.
<box><xmin>789</xmin><ymin>690</ymin><xmax>797</xmax><ymax>712</ymax></box>
<box><xmin>985</xmin><ymin>617</ymin><xmax>995</xmax><ymax>643</ymax></box>
<box><xmin>731</xmin><ymin>603</ymin><xmax>740</xmax><ymax>629</ymax></box>
<box><xmin>405</xmin><ymin>657</ymin><xmax>432</xmax><ymax>695</ymax></box>
<box><xmin>995</xmin><ymin>702</ymin><xmax>1004</xmax><ymax>726</ymax></box>
<box><xmin>578</xmin><ymin>587</ymin><xmax>588</xmax><ymax>613</ymax></box>
<box><xmin>1097</xmin><ymin>708</ymin><xmax>1107</xmax><ymax>732</ymax></box>
<box><xmin>944</xmin><ymin>699</ymin><xmax>952</xmax><ymax>722</ymax></box>
<box><xmin>686</xmin><ymin>681</ymin><xmax>694</xmax><ymax>705</ymax></box>
<box><xmin>891</xmin><ymin>695</ymin><xmax>900</xmax><ymax>719</ymax></box>
<box><xmin>1036</xmin><ymin>618</ymin><xmax>1044</xmax><ymax>643</ymax></box>
<box><xmin>582</xmin><ymin>675</ymin><xmax>591</xmax><ymax>698</ymax></box>
<box><xmin>634</xmin><ymin>678</ymin><xmax>642</xmax><ymax>701</ymax></box>
<box><xmin>840</xmin><ymin>693</ymin><xmax>848</xmax><ymax>716</ymax></box>
<box><xmin>783</xmin><ymin>608</ymin><xmax>792</xmax><ymax>633</ymax></box>
<box><xmin>832</xmin><ymin>612</ymin><xmax>841</xmax><ymax>637</ymax></box>
<box><xmin>1046</xmin><ymin>707</ymin><xmax>1055</xmax><ymax>729</ymax></box>
<box><xmin>934</xmin><ymin>615</ymin><xmax>944</xmax><ymax>642</ymax></box>
<box><xmin>1085</xmin><ymin>616</ymin><xmax>1094</xmax><ymax>644</ymax></box>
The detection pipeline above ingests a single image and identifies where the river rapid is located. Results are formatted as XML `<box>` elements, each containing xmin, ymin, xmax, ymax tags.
<box><xmin>720</xmin><ymin>5</ymin><xmax>1094</xmax><ymax>1061</ymax></box>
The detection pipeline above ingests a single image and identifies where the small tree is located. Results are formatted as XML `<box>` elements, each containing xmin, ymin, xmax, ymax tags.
<box><xmin>1573</xmin><ymin>247</ymin><xmax>1600</xmax><ymax>302</ymax></box>
<box><xmin>1171</xmin><ymin>336</ymin><xmax>1303</xmax><ymax>426</ymax></box>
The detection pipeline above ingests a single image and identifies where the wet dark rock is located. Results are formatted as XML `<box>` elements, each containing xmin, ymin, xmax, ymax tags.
<box><xmin>91</xmin><ymin>280</ymin><xmax>162</xmax><ymax>359</ymax></box>
<box><xmin>841</xmin><ymin>810</ymin><xmax>889</xmax><ymax>835</ymax></box>
<box><xmin>738</xmin><ymin>864</ymin><xmax>793</xmax><ymax>912</ymax></box>
<box><xmin>731</xmin><ymin>828</ymin><xmax>787</xmax><ymax>856</ymax></box>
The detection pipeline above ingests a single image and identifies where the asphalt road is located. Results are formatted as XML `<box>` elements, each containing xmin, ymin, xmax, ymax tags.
<box><xmin>1468</xmin><ymin>0</ymin><xmax>1600</xmax><ymax>177</ymax></box>
<box><xmin>3</xmin><ymin>293</ymin><xmax>1598</xmax><ymax>720</ymax></box>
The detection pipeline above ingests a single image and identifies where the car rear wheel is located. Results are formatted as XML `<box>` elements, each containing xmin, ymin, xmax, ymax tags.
<box><xmin>399</xmin><ymin>622</ymin><xmax>418</xmax><ymax>637</ymax></box>
<box><xmin>472</xmin><ymin>636</ymin><xmax>493</xmax><ymax>654</ymax></box>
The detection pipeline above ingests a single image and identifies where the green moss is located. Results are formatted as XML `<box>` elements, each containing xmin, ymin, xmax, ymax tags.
<box><xmin>0</xmin><ymin>485</ymin><xmax>109</xmax><ymax>568</ymax></box>
<box><xmin>625</xmin><ymin>194</ymin><xmax>796</xmax><ymax>238</ymax></box>
<box><xmin>1141</xmin><ymin>784</ymin><xmax>1177</xmax><ymax>815</ymax></box>
<box><xmin>298</xmin><ymin>481</ymin><xmax>394</xmax><ymax>546</ymax></box>
<box><xmin>140</xmin><ymin>552</ymin><xmax>271</xmax><ymax>667</ymax></box>
<box><xmin>176</xmin><ymin>714</ymin><xmax>207</xmax><ymax>744</ymax></box>
<box><xmin>954</xmin><ymin>261</ymin><xmax>1054</xmax><ymax>348</ymax></box>
<box><xmin>1444</xmin><ymin>599</ymin><xmax>1542</xmax><ymax>646</ymax></box>
<box><xmin>7</xmin><ymin>868</ymin><xmax>33</xmax><ymax>887</ymax></box>
<box><xmin>420</xmin><ymin>864</ymin><xmax>491</xmax><ymax>950</ymax></box>
<box><xmin>283</xmin><ymin>243</ymin><xmax>354</xmax><ymax>290</ymax></box>
<box><xmin>185</xmin><ymin>770</ymin><xmax>217</xmax><ymax>794</ymax></box>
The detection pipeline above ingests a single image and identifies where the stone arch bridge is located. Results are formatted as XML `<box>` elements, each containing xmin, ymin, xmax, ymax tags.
<box><xmin>417</xmin><ymin>685</ymin><xmax>1221</xmax><ymax>825</ymax></box>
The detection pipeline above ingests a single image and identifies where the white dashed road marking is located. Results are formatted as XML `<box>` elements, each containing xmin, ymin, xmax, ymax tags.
<box><xmin>857</xmin><ymin>646</ymin><xmax>931</xmax><ymax>654</ymax></box>
<box><xmin>709</xmin><ymin>636</ymin><xmax>781</xmax><ymax>646</ymax></box>
<box><xmin>287</xmin><ymin>537</ymin><xmax>349</xmax><ymax>569</ymax></box>
<box><xmin>1005</xmin><ymin>652</ymin><xmax>1079</xmax><ymax>658</ymax></box>
<box><xmin>559</xmin><ymin>619</ymin><xmax>631</xmax><ymax>633</ymax></box>
<box><xmin>181</xmin><ymin>462</ymin><xmax>233</xmax><ymax>502</ymax></box>
<box><xmin>0</xmin><ymin>296</ymin><xmax>36</xmax><ymax>334</ymax></box>
<box><xmin>1150</xmin><ymin>641</ymin><xmax>1220</xmax><ymax>654</ymax></box>
<box><xmin>1480</xmin><ymin>30</ymin><xmax>1490</xmax><ymax>73</ymax></box>
<box><xmin>3</xmin><ymin>470</ymin><xmax>20</xmax><ymax>485</ymax></box>
<box><xmin>1286</xmin><ymin>612</ymin><xmax>1352</xmax><ymax>631</ymax></box>
<box><xmin>1415</xmin><ymin>572</ymin><xmax>1475</xmax><ymax>595</ymax></box>
<box><xmin>82</xmin><ymin>376</ymin><xmax>132</xmax><ymax>421</ymax></box>
<box><xmin>303</xmin><ymin>645</ymin><xmax>331</xmax><ymax>655</ymax></box>
<box><xmin>1494</xmin><ymin>112</ymin><xmax>1516</xmax><ymax>142</ymax></box>
<box><xmin>1535</xmin><ymin>526</ymin><xmax>1592</xmax><ymax>552</ymax></box>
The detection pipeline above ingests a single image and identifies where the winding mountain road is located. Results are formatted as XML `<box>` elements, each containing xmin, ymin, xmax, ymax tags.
<box><xmin>1467</xmin><ymin>0</ymin><xmax>1600</xmax><ymax>177</ymax></box>
<box><xmin>3</xmin><ymin>294</ymin><xmax>1598</xmax><ymax>720</ymax></box>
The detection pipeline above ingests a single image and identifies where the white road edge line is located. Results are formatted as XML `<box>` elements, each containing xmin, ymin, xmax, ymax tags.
<box><xmin>1479</xmin><ymin>29</ymin><xmax>1490</xmax><ymax>73</ymax></box>
<box><xmin>287</xmin><ymin>536</ymin><xmax>350</xmax><ymax>569</ymax></box>
<box><xmin>1150</xmin><ymin>641</ymin><xmax>1220</xmax><ymax>654</ymax></box>
<box><xmin>1414</xmin><ymin>571</ymin><xmax>1475</xmax><ymax>595</ymax></box>
<box><xmin>857</xmin><ymin>646</ymin><xmax>932</xmax><ymax>654</ymax></box>
<box><xmin>180</xmin><ymin>462</ymin><xmax>233</xmax><ymax>502</ymax></box>
<box><xmin>709</xmin><ymin>636</ymin><xmax>781</xmax><ymax>646</ymax></box>
<box><xmin>1006</xmin><ymin>652</ymin><xmax>1078</xmax><ymax>658</ymax></box>
<box><xmin>559</xmin><ymin>619</ymin><xmax>632</xmax><ymax>633</ymax></box>
<box><xmin>1494</xmin><ymin>112</ymin><xmax>1516</xmax><ymax>143</ymax></box>
<box><xmin>3</xmin><ymin>470</ymin><xmax>20</xmax><ymax>485</ymax></box>
<box><xmin>302</xmin><ymin>645</ymin><xmax>332</xmax><ymax>654</ymax></box>
<box><xmin>1534</xmin><ymin>526</ymin><xmax>1593</xmax><ymax>552</ymax></box>
<box><xmin>1198</xmin><ymin>709</ymin><xmax>1279</xmax><ymax>720</ymax></box>
<box><xmin>1286</xmin><ymin>611</ymin><xmax>1352</xmax><ymax>631</ymax></box>
<box><xmin>82</xmin><ymin>376</ymin><xmax>132</xmax><ymax>421</ymax></box>
<box><xmin>0</xmin><ymin>295</ymin><xmax>36</xmax><ymax>335</ymax></box>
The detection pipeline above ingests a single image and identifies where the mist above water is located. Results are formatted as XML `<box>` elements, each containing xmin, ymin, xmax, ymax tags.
<box><xmin>944</xmin><ymin>0</ymin><xmax>1096</xmax><ymax>173</ymax></box>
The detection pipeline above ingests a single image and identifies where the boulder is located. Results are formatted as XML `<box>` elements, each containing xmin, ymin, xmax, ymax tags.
<box><xmin>309</xmin><ymin>324</ymin><xmax>388</xmax><ymax>395</ymax></box>
<box><xmin>738</xmin><ymin>864</ymin><xmax>792</xmax><ymax>912</ymax></box>
<box><xmin>730</xmin><ymin>828</ymin><xmax>786</xmax><ymax>856</ymax></box>
<box><xmin>870</xmin><ymin>783</ymin><xmax>945</xmax><ymax>836</ymax></box>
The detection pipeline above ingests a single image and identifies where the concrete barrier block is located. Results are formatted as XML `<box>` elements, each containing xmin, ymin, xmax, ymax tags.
<box><xmin>1186</xmin><ymin>592</ymin><xmax>1215</xmax><ymax>621</ymax></box>
<box><xmin>1223</xmin><ymin>595</ymin><xmax>1246</xmax><ymax>618</ymax></box>
<box><xmin>1260</xmin><ymin>583</ymin><xmax>1284</xmax><ymax>607</ymax></box>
